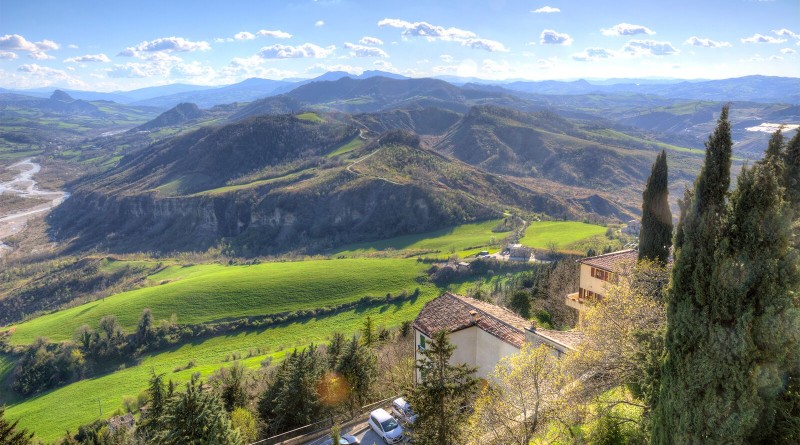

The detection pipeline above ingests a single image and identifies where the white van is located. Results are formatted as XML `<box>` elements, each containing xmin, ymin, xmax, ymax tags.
<box><xmin>368</xmin><ymin>408</ymin><xmax>404</xmax><ymax>444</ymax></box>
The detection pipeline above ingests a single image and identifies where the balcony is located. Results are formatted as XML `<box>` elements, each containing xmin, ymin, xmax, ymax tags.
<box><xmin>565</xmin><ymin>292</ymin><xmax>584</xmax><ymax>311</ymax></box>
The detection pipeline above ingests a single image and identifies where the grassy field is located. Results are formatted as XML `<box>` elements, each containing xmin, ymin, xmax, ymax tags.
<box><xmin>519</xmin><ymin>221</ymin><xmax>608</xmax><ymax>251</ymax></box>
<box><xmin>3</xmin><ymin>295</ymin><xmax>434</xmax><ymax>442</ymax></box>
<box><xmin>327</xmin><ymin>135</ymin><xmax>365</xmax><ymax>157</ymax></box>
<box><xmin>334</xmin><ymin>219</ymin><xmax>508</xmax><ymax>257</ymax></box>
<box><xmin>6</xmin><ymin>258</ymin><xmax>435</xmax><ymax>346</ymax></box>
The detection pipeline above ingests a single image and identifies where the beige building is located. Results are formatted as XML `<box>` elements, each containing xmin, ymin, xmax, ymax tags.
<box><xmin>565</xmin><ymin>249</ymin><xmax>638</xmax><ymax>324</ymax></box>
<box><xmin>413</xmin><ymin>292</ymin><xmax>580</xmax><ymax>380</ymax></box>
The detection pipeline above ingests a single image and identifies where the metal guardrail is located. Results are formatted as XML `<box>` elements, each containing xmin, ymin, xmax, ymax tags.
<box><xmin>250</xmin><ymin>394</ymin><xmax>401</xmax><ymax>445</ymax></box>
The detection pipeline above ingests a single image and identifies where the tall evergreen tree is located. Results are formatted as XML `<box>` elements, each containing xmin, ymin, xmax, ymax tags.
<box><xmin>157</xmin><ymin>375</ymin><xmax>242</xmax><ymax>445</ymax></box>
<box><xmin>408</xmin><ymin>330</ymin><xmax>478</xmax><ymax>445</ymax></box>
<box><xmin>361</xmin><ymin>316</ymin><xmax>376</xmax><ymax>347</ymax></box>
<box><xmin>258</xmin><ymin>347</ymin><xmax>325</xmax><ymax>436</ymax></box>
<box><xmin>335</xmin><ymin>336</ymin><xmax>377</xmax><ymax>414</ymax></box>
<box><xmin>137</xmin><ymin>370</ymin><xmax>168</xmax><ymax>439</ymax></box>
<box><xmin>639</xmin><ymin>150</ymin><xmax>673</xmax><ymax>263</ymax></box>
<box><xmin>653</xmin><ymin>109</ymin><xmax>800</xmax><ymax>444</ymax></box>
<box><xmin>652</xmin><ymin>105</ymin><xmax>733</xmax><ymax>444</ymax></box>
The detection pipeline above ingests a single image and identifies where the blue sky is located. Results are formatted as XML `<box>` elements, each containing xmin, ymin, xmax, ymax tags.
<box><xmin>1</xmin><ymin>0</ymin><xmax>798</xmax><ymax>91</ymax></box>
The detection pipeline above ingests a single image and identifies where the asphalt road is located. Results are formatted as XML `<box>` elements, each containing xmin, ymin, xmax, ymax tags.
<box><xmin>304</xmin><ymin>422</ymin><xmax>409</xmax><ymax>445</ymax></box>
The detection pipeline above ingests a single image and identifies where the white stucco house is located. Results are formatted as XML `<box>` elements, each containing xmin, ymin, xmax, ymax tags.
<box><xmin>413</xmin><ymin>292</ymin><xmax>581</xmax><ymax>380</ymax></box>
<box><xmin>565</xmin><ymin>249</ymin><xmax>638</xmax><ymax>325</ymax></box>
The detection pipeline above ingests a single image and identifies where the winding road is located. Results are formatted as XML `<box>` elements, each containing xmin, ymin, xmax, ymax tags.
<box><xmin>0</xmin><ymin>159</ymin><xmax>69</xmax><ymax>256</ymax></box>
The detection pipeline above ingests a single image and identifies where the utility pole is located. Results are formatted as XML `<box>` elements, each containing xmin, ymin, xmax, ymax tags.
<box><xmin>98</xmin><ymin>399</ymin><xmax>102</xmax><ymax>417</ymax></box>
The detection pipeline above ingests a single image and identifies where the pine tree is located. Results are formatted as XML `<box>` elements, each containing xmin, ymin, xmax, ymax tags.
<box><xmin>335</xmin><ymin>336</ymin><xmax>377</xmax><ymax>414</ymax></box>
<box><xmin>408</xmin><ymin>330</ymin><xmax>478</xmax><ymax>445</ymax></box>
<box><xmin>137</xmin><ymin>370</ymin><xmax>168</xmax><ymax>440</ymax></box>
<box><xmin>652</xmin><ymin>105</ymin><xmax>733</xmax><ymax>444</ymax></box>
<box><xmin>0</xmin><ymin>406</ymin><xmax>34</xmax><ymax>445</ymax></box>
<box><xmin>361</xmin><ymin>316</ymin><xmax>375</xmax><ymax>347</ymax></box>
<box><xmin>639</xmin><ymin>150</ymin><xmax>673</xmax><ymax>263</ymax></box>
<box><xmin>258</xmin><ymin>347</ymin><xmax>325</xmax><ymax>436</ymax></box>
<box><xmin>157</xmin><ymin>375</ymin><xmax>242</xmax><ymax>445</ymax></box>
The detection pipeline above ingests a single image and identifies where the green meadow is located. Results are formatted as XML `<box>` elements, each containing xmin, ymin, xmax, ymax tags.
<box><xmin>335</xmin><ymin>219</ymin><xmax>508</xmax><ymax>257</ymax></box>
<box><xmin>7</xmin><ymin>258</ymin><xmax>434</xmax><ymax>346</ymax></box>
<box><xmin>3</xmin><ymin>295</ymin><xmax>434</xmax><ymax>442</ymax></box>
<box><xmin>519</xmin><ymin>221</ymin><xmax>608</xmax><ymax>251</ymax></box>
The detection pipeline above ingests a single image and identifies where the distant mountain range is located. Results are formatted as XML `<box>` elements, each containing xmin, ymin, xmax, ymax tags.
<box><xmin>4</xmin><ymin>74</ymin><xmax>798</xmax><ymax>111</ymax></box>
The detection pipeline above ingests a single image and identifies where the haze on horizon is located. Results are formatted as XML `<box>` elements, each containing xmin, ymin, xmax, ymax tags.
<box><xmin>1</xmin><ymin>0</ymin><xmax>799</xmax><ymax>92</ymax></box>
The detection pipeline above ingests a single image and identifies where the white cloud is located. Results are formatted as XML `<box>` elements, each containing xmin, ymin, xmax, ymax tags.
<box><xmin>0</xmin><ymin>34</ymin><xmax>60</xmax><ymax>60</ymax></box>
<box><xmin>462</xmin><ymin>38</ymin><xmax>509</xmax><ymax>52</ymax></box>
<box><xmin>769</xmin><ymin>55</ymin><xmax>783</xmax><ymax>60</ymax></box>
<box><xmin>378</xmin><ymin>18</ymin><xmax>476</xmax><ymax>41</ymax></box>
<box><xmin>359</xmin><ymin>36</ymin><xmax>384</xmax><ymax>46</ymax></box>
<box><xmin>572</xmin><ymin>47</ymin><xmax>614</xmax><ymax>61</ymax></box>
<box><xmin>315</xmin><ymin>20</ymin><xmax>325</xmax><ymax>27</ymax></box>
<box><xmin>171</xmin><ymin>61</ymin><xmax>215</xmax><ymax>78</ymax></box>
<box><xmin>773</xmin><ymin>28</ymin><xmax>799</xmax><ymax>39</ymax></box>
<box><xmin>17</xmin><ymin>63</ymin><xmax>63</xmax><ymax>74</ymax></box>
<box><xmin>741</xmin><ymin>33</ymin><xmax>786</xmax><ymax>44</ymax></box>
<box><xmin>107</xmin><ymin>62</ymin><xmax>170</xmax><ymax>78</ymax></box>
<box><xmin>439</xmin><ymin>54</ymin><xmax>454</xmax><ymax>63</ymax></box>
<box><xmin>234</xmin><ymin>31</ymin><xmax>256</xmax><ymax>40</ymax></box>
<box><xmin>120</xmin><ymin>37</ymin><xmax>211</xmax><ymax>57</ymax></box>
<box><xmin>257</xmin><ymin>43</ymin><xmax>335</xmax><ymax>58</ymax></box>
<box><xmin>0</xmin><ymin>51</ymin><xmax>17</xmax><ymax>60</ymax></box>
<box><xmin>0</xmin><ymin>34</ymin><xmax>39</xmax><ymax>52</ymax></box>
<box><xmin>35</xmin><ymin>39</ymin><xmax>60</xmax><ymax>51</ymax></box>
<box><xmin>307</xmin><ymin>63</ymin><xmax>364</xmax><ymax>75</ymax></box>
<box><xmin>780</xmin><ymin>47</ymin><xmax>796</xmax><ymax>54</ymax></box>
<box><xmin>481</xmin><ymin>59</ymin><xmax>512</xmax><ymax>75</ymax></box>
<box><xmin>344</xmin><ymin>42</ymin><xmax>388</xmax><ymax>57</ymax></box>
<box><xmin>684</xmin><ymin>36</ymin><xmax>731</xmax><ymax>48</ymax></box>
<box><xmin>28</xmin><ymin>51</ymin><xmax>54</xmax><ymax>60</ymax></box>
<box><xmin>378</xmin><ymin>18</ymin><xmax>508</xmax><ymax>53</ymax></box>
<box><xmin>623</xmin><ymin>39</ymin><xmax>679</xmax><ymax>56</ymax></box>
<box><xmin>257</xmin><ymin>29</ymin><xmax>292</xmax><ymax>39</ymax></box>
<box><xmin>532</xmin><ymin>6</ymin><xmax>560</xmax><ymax>13</ymax></box>
<box><xmin>68</xmin><ymin>44</ymin><xmax>79</xmax><ymax>49</ymax></box>
<box><xmin>540</xmin><ymin>29</ymin><xmax>573</xmax><ymax>45</ymax></box>
<box><xmin>16</xmin><ymin>63</ymin><xmax>82</xmax><ymax>85</ymax></box>
<box><xmin>601</xmin><ymin>23</ymin><xmax>655</xmax><ymax>36</ymax></box>
<box><xmin>64</xmin><ymin>53</ymin><xmax>111</xmax><ymax>63</ymax></box>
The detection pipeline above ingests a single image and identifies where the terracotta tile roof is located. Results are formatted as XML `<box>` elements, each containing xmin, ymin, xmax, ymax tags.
<box><xmin>531</xmin><ymin>328</ymin><xmax>584</xmax><ymax>351</ymax></box>
<box><xmin>579</xmin><ymin>249</ymin><xmax>638</xmax><ymax>271</ymax></box>
<box><xmin>413</xmin><ymin>292</ymin><xmax>528</xmax><ymax>348</ymax></box>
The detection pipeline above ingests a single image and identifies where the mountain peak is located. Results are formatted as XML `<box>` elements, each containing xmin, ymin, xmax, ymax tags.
<box><xmin>50</xmin><ymin>89</ymin><xmax>74</xmax><ymax>102</ymax></box>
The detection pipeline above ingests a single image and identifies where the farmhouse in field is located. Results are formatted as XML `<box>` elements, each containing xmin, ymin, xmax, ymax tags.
<box><xmin>565</xmin><ymin>249</ymin><xmax>638</xmax><ymax>325</ymax></box>
<box><xmin>413</xmin><ymin>292</ymin><xmax>579</xmax><ymax>380</ymax></box>
<box><xmin>507</xmin><ymin>243</ymin><xmax>534</xmax><ymax>261</ymax></box>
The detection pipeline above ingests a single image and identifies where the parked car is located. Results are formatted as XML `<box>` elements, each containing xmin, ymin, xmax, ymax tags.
<box><xmin>320</xmin><ymin>434</ymin><xmax>360</xmax><ymax>445</ymax></box>
<box><xmin>391</xmin><ymin>397</ymin><xmax>417</xmax><ymax>424</ymax></box>
<box><xmin>368</xmin><ymin>408</ymin><xmax>404</xmax><ymax>444</ymax></box>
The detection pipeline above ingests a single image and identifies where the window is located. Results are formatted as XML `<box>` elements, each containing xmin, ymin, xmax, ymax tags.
<box><xmin>578</xmin><ymin>287</ymin><xmax>603</xmax><ymax>302</ymax></box>
<box><xmin>590</xmin><ymin>267</ymin><xmax>612</xmax><ymax>282</ymax></box>
<box><xmin>419</xmin><ymin>334</ymin><xmax>425</xmax><ymax>350</ymax></box>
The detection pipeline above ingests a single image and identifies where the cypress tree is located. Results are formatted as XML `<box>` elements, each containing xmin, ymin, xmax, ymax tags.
<box><xmin>653</xmin><ymin>110</ymin><xmax>800</xmax><ymax>444</ymax></box>
<box><xmin>652</xmin><ymin>106</ymin><xmax>733</xmax><ymax>444</ymax></box>
<box><xmin>639</xmin><ymin>150</ymin><xmax>673</xmax><ymax>263</ymax></box>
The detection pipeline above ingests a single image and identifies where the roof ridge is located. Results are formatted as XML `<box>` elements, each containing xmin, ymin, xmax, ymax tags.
<box><xmin>580</xmin><ymin>248</ymin><xmax>636</xmax><ymax>262</ymax></box>
<box><xmin>447</xmin><ymin>292</ymin><xmax>527</xmax><ymax>333</ymax></box>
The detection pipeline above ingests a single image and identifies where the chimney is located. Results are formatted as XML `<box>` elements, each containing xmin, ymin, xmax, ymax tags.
<box><xmin>469</xmin><ymin>310</ymin><xmax>479</xmax><ymax>324</ymax></box>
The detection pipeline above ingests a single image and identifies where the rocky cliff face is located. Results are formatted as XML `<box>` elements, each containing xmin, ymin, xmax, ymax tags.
<box><xmin>50</xmin><ymin>171</ymin><xmax>503</xmax><ymax>255</ymax></box>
